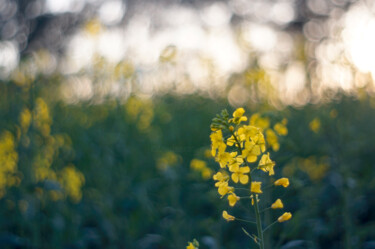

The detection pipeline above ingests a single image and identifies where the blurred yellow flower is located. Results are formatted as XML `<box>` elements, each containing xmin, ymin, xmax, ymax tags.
<box><xmin>250</xmin><ymin>113</ymin><xmax>270</xmax><ymax>130</ymax></box>
<box><xmin>274</xmin><ymin>122</ymin><xmax>288</xmax><ymax>136</ymax></box>
<box><xmin>210</xmin><ymin>130</ymin><xmax>226</xmax><ymax>157</ymax></box>
<box><xmin>229</xmin><ymin>108</ymin><xmax>247</xmax><ymax>124</ymax></box>
<box><xmin>266</xmin><ymin>129</ymin><xmax>280</xmax><ymax>151</ymax></box>
<box><xmin>309</xmin><ymin>118</ymin><xmax>321</xmax><ymax>133</ymax></box>
<box><xmin>271</xmin><ymin>199</ymin><xmax>284</xmax><ymax>209</ymax></box>
<box><xmin>222</xmin><ymin>210</ymin><xmax>235</xmax><ymax>221</ymax></box>
<box><xmin>278</xmin><ymin>212</ymin><xmax>292</xmax><ymax>222</ymax></box>
<box><xmin>274</xmin><ymin>178</ymin><xmax>289</xmax><ymax>188</ymax></box>
<box><xmin>186</xmin><ymin>242</ymin><xmax>196</xmax><ymax>249</ymax></box>
<box><xmin>190</xmin><ymin>159</ymin><xmax>206</xmax><ymax>170</ymax></box>
<box><xmin>201</xmin><ymin>168</ymin><xmax>212</xmax><ymax>180</ymax></box>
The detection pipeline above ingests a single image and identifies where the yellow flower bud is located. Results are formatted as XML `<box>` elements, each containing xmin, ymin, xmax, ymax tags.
<box><xmin>278</xmin><ymin>212</ymin><xmax>292</xmax><ymax>222</ymax></box>
<box><xmin>271</xmin><ymin>199</ymin><xmax>283</xmax><ymax>209</ymax></box>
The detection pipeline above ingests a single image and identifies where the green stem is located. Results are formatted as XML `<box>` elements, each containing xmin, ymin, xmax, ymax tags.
<box><xmin>235</xmin><ymin>217</ymin><xmax>257</xmax><ymax>224</ymax></box>
<box><xmin>254</xmin><ymin>194</ymin><xmax>265</xmax><ymax>249</ymax></box>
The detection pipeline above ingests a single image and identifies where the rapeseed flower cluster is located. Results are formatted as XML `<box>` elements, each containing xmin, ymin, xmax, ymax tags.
<box><xmin>210</xmin><ymin>108</ymin><xmax>292</xmax><ymax>248</ymax></box>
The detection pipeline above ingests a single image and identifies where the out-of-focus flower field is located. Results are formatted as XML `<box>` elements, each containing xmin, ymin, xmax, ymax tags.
<box><xmin>1</xmin><ymin>0</ymin><xmax>375</xmax><ymax>248</ymax></box>
<box><xmin>2</xmin><ymin>61</ymin><xmax>375</xmax><ymax>249</ymax></box>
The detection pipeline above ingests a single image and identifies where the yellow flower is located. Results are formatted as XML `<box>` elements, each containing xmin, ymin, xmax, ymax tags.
<box><xmin>228</xmin><ymin>193</ymin><xmax>240</xmax><ymax>207</ymax></box>
<box><xmin>266</xmin><ymin>129</ymin><xmax>280</xmax><ymax>151</ymax></box>
<box><xmin>217</xmin><ymin>181</ymin><xmax>234</xmax><ymax>196</ymax></box>
<box><xmin>278</xmin><ymin>212</ymin><xmax>292</xmax><ymax>222</ymax></box>
<box><xmin>251</xmin><ymin>132</ymin><xmax>266</xmax><ymax>153</ymax></box>
<box><xmin>274</xmin><ymin>178</ymin><xmax>289</xmax><ymax>188</ymax></box>
<box><xmin>229</xmin><ymin>164</ymin><xmax>250</xmax><ymax>184</ymax></box>
<box><xmin>201</xmin><ymin>168</ymin><xmax>212</xmax><ymax>180</ymax></box>
<box><xmin>190</xmin><ymin>159</ymin><xmax>206</xmax><ymax>170</ymax></box>
<box><xmin>210</xmin><ymin>130</ymin><xmax>226</xmax><ymax>157</ymax></box>
<box><xmin>187</xmin><ymin>242</ymin><xmax>195</xmax><ymax>249</ymax></box>
<box><xmin>249</xmin><ymin>113</ymin><xmax>270</xmax><ymax>130</ymax></box>
<box><xmin>238</xmin><ymin>125</ymin><xmax>259</xmax><ymax>141</ymax></box>
<box><xmin>271</xmin><ymin>199</ymin><xmax>284</xmax><ymax>209</ymax></box>
<box><xmin>274</xmin><ymin>122</ymin><xmax>288</xmax><ymax>136</ymax></box>
<box><xmin>309</xmin><ymin>118</ymin><xmax>321</xmax><ymax>133</ymax></box>
<box><xmin>226</xmin><ymin>135</ymin><xmax>236</xmax><ymax>146</ymax></box>
<box><xmin>222</xmin><ymin>210</ymin><xmax>235</xmax><ymax>221</ymax></box>
<box><xmin>229</xmin><ymin>108</ymin><xmax>248</xmax><ymax>124</ymax></box>
<box><xmin>213</xmin><ymin>172</ymin><xmax>228</xmax><ymax>182</ymax></box>
<box><xmin>258</xmin><ymin>153</ymin><xmax>275</xmax><ymax>176</ymax></box>
<box><xmin>233</xmin><ymin>107</ymin><xmax>245</xmax><ymax>118</ymax></box>
<box><xmin>251</xmin><ymin>181</ymin><xmax>262</xmax><ymax>194</ymax></box>
<box><xmin>242</xmin><ymin>141</ymin><xmax>261</xmax><ymax>163</ymax></box>
<box><xmin>216</xmin><ymin>151</ymin><xmax>236</xmax><ymax>168</ymax></box>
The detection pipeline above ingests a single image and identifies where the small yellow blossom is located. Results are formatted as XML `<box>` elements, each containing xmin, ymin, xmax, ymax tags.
<box><xmin>251</xmin><ymin>181</ymin><xmax>262</xmax><ymax>194</ymax></box>
<box><xmin>278</xmin><ymin>212</ymin><xmax>292</xmax><ymax>222</ymax></box>
<box><xmin>190</xmin><ymin>159</ymin><xmax>206</xmax><ymax>170</ymax></box>
<box><xmin>258</xmin><ymin>153</ymin><xmax>275</xmax><ymax>176</ymax></box>
<box><xmin>187</xmin><ymin>243</ymin><xmax>195</xmax><ymax>249</ymax></box>
<box><xmin>238</xmin><ymin>125</ymin><xmax>259</xmax><ymax>141</ymax></box>
<box><xmin>217</xmin><ymin>151</ymin><xmax>237</xmax><ymax>168</ymax></box>
<box><xmin>266</xmin><ymin>129</ymin><xmax>280</xmax><ymax>151</ymax></box>
<box><xmin>271</xmin><ymin>199</ymin><xmax>284</xmax><ymax>209</ymax></box>
<box><xmin>233</xmin><ymin>108</ymin><xmax>245</xmax><ymax>117</ymax></box>
<box><xmin>242</xmin><ymin>141</ymin><xmax>261</xmax><ymax>162</ymax></box>
<box><xmin>309</xmin><ymin>118</ymin><xmax>321</xmax><ymax>133</ymax></box>
<box><xmin>274</xmin><ymin>122</ymin><xmax>288</xmax><ymax>136</ymax></box>
<box><xmin>228</xmin><ymin>193</ymin><xmax>240</xmax><ymax>207</ymax></box>
<box><xmin>217</xmin><ymin>181</ymin><xmax>234</xmax><ymax>196</ymax></box>
<box><xmin>274</xmin><ymin>178</ymin><xmax>289</xmax><ymax>188</ymax></box>
<box><xmin>213</xmin><ymin>172</ymin><xmax>228</xmax><ymax>182</ymax></box>
<box><xmin>229</xmin><ymin>164</ymin><xmax>250</xmax><ymax>184</ymax></box>
<box><xmin>201</xmin><ymin>168</ymin><xmax>212</xmax><ymax>180</ymax></box>
<box><xmin>222</xmin><ymin>210</ymin><xmax>235</xmax><ymax>221</ymax></box>
<box><xmin>250</xmin><ymin>113</ymin><xmax>270</xmax><ymax>130</ymax></box>
<box><xmin>226</xmin><ymin>135</ymin><xmax>236</xmax><ymax>146</ymax></box>
<box><xmin>210</xmin><ymin>130</ymin><xmax>226</xmax><ymax>157</ymax></box>
<box><xmin>229</xmin><ymin>108</ymin><xmax>248</xmax><ymax>124</ymax></box>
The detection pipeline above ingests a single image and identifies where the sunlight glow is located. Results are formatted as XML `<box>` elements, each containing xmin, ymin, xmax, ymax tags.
<box><xmin>98</xmin><ymin>0</ymin><xmax>125</xmax><ymax>25</ymax></box>
<box><xmin>342</xmin><ymin>4</ymin><xmax>375</xmax><ymax>78</ymax></box>
<box><xmin>45</xmin><ymin>0</ymin><xmax>84</xmax><ymax>13</ymax></box>
<box><xmin>0</xmin><ymin>41</ymin><xmax>19</xmax><ymax>78</ymax></box>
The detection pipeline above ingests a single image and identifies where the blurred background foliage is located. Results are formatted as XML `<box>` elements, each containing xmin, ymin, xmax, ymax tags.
<box><xmin>1</xmin><ymin>0</ymin><xmax>375</xmax><ymax>248</ymax></box>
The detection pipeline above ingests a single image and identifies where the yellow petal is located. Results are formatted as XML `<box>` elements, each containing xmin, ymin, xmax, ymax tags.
<box><xmin>278</xmin><ymin>212</ymin><xmax>292</xmax><ymax>222</ymax></box>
